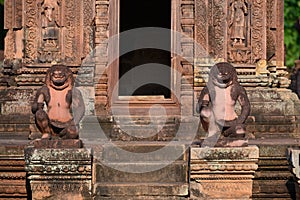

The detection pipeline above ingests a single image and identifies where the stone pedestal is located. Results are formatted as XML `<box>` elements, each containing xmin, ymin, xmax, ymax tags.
<box><xmin>288</xmin><ymin>148</ymin><xmax>300</xmax><ymax>200</ymax></box>
<box><xmin>24</xmin><ymin>140</ymin><xmax>92</xmax><ymax>200</ymax></box>
<box><xmin>190</xmin><ymin>146</ymin><xmax>259</xmax><ymax>199</ymax></box>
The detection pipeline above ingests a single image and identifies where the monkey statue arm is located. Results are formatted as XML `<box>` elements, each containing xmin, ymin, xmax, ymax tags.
<box><xmin>32</xmin><ymin>86</ymin><xmax>49</xmax><ymax>114</ymax></box>
<box><xmin>196</xmin><ymin>86</ymin><xmax>211</xmax><ymax>132</ymax></box>
<box><xmin>70</xmin><ymin>88</ymin><xmax>85</xmax><ymax>125</ymax></box>
<box><xmin>196</xmin><ymin>86</ymin><xmax>210</xmax><ymax>113</ymax></box>
<box><xmin>236</xmin><ymin>86</ymin><xmax>250</xmax><ymax>125</ymax></box>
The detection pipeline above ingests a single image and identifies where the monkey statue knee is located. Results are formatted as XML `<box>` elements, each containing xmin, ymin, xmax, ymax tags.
<box><xmin>196</xmin><ymin>62</ymin><xmax>250</xmax><ymax>147</ymax></box>
<box><xmin>32</xmin><ymin>64</ymin><xmax>85</xmax><ymax>139</ymax></box>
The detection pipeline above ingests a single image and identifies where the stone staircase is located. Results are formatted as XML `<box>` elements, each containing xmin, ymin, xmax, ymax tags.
<box><xmin>92</xmin><ymin>142</ymin><xmax>189</xmax><ymax>200</ymax></box>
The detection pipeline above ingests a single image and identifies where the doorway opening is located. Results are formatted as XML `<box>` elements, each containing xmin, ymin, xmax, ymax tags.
<box><xmin>119</xmin><ymin>0</ymin><xmax>171</xmax><ymax>98</ymax></box>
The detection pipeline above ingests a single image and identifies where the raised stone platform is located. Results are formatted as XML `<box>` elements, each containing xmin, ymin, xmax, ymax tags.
<box><xmin>24</xmin><ymin>140</ymin><xmax>92</xmax><ymax>200</ymax></box>
<box><xmin>190</xmin><ymin>146</ymin><xmax>259</xmax><ymax>199</ymax></box>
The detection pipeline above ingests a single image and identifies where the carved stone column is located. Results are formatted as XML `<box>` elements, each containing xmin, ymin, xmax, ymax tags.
<box><xmin>24</xmin><ymin>140</ymin><xmax>92</xmax><ymax>200</ymax></box>
<box><xmin>190</xmin><ymin>146</ymin><xmax>259</xmax><ymax>199</ymax></box>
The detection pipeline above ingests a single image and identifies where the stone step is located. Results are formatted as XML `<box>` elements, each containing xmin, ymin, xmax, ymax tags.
<box><xmin>95</xmin><ymin>196</ymin><xmax>186</xmax><ymax>200</ymax></box>
<box><xmin>111</xmin><ymin>127</ymin><xmax>177</xmax><ymax>139</ymax></box>
<box><xmin>93</xmin><ymin>143</ymin><xmax>189</xmax><ymax>197</ymax></box>
<box><xmin>95</xmin><ymin>161</ymin><xmax>188</xmax><ymax>183</ymax></box>
<box><xmin>94</xmin><ymin>182</ymin><xmax>189</xmax><ymax>197</ymax></box>
<box><xmin>101</xmin><ymin>143</ymin><xmax>188</xmax><ymax>162</ymax></box>
<box><xmin>113</xmin><ymin>116</ymin><xmax>179</xmax><ymax>124</ymax></box>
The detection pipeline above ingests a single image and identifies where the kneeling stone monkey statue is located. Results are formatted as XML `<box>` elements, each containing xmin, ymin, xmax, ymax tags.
<box><xmin>196</xmin><ymin>62</ymin><xmax>250</xmax><ymax>147</ymax></box>
<box><xmin>32</xmin><ymin>65</ymin><xmax>85</xmax><ymax>139</ymax></box>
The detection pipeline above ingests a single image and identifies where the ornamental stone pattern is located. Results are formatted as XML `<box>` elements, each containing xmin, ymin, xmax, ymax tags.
<box><xmin>190</xmin><ymin>146</ymin><xmax>259</xmax><ymax>199</ymax></box>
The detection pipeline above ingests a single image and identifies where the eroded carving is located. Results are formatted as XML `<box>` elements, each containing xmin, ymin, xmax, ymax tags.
<box><xmin>38</xmin><ymin>0</ymin><xmax>62</xmax><ymax>63</ymax></box>
<box><xmin>32</xmin><ymin>65</ymin><xmax>85</xmax><ymax>139</ymax></box>
<box><xmin>229</xmin><ymin>0</ymin><xmax>248</xmax><ymax>47</ymax></box>
<box><xmin>251</xmin><ymin>0</ymin><xmax>265</xmax><ymax>62</ymax></box>
<box><xmin>196</xmin><ymin>62</ymin><xmax>250</xmax><ymax>147</ymax></box>
<box><xmin>211</xmin><ymin>0</ymin><xmax>226</xmax><ymax>58</ymax></box>
<box><xmin>24</xmin><ymin>0</ymin><xmax>38</xmax><ymax>64</ymax></box>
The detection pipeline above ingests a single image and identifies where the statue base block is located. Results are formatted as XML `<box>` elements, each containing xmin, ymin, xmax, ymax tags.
<box><xmin>30</xmin><ymin>139</ymin><xmax>83</xmax><ymax>148</ymax></box>
<box><xmin>25</xmin><ymin>146</ymin><xmax>92</xmax><ymax>200</ymax></box>
<box><xmin>190</xmin><ymin>146</ymin><xmax>259</xmax><ymax>199</ymax></box>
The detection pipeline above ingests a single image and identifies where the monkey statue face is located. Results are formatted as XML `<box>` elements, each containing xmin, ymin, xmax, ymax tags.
<box><xmin>210</xmin><ymin>62</ymin><xmax>238</xmax><ymax>88</ymax></box>
<box><xmin>46</xmin><ymin>65</ymin><xmax>74</xmax><ymax>90</ymax></box>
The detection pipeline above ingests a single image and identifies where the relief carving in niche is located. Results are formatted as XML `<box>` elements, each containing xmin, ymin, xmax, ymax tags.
<box><xmin>227</xmin><ymin>0</ymin><xmax>251</xmax><ymax>64</ymax></box>
<box><xmin>38</xmin><ymin>0</ymin><xmax>62</xmax><ymax>63</ymax></box>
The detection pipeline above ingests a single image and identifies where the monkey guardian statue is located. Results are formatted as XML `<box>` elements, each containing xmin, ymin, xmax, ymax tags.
<box><xmin>32</xmin><ymin>65</ymin><xmax>85</xmax><ymax>139</ymax></box>
<box><xmin>196</xmin><ymin>62</ymin><xmax>250</xmax><ymax>147</ymax></box>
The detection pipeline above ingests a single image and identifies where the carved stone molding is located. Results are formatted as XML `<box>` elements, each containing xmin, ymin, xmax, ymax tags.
<box><xmin>195</xmin><ymin>0</ymin><xmax>208</xmax><ymax>58</ymax></box>
<box><xmin>190</xmin><ymin>146</ymin><xmax>259</xmax><ymax>199</ymax></box>
<box><xmin>24</xmin><ymin>0</ymin><xmax>39</xmax><ymax>64</ymax></box>
<box><xmin>211</xmin><ymin>0</ymin><xmax>226</xmax><ymax>59</ymax></box>
<box><xmin>23</xmin><ymin>0</ymin><xmax>94</xmax><ymax>65</ymax></box>
<box><xmin>25</xmin><ymin>146</ymin><xmax>92</xmax><ymax>199</ymax></box>
<box><xmin>0</xmin><ymin>142</ymin><xmax>28</xmax><ymax>198</ymax></box>
<box><xmin>194</xmin><ymin>0</ymin><xmax>287</xmax><ymax>89</ymax></box>
<box><xmin>251</xmin><ymin>0</ymin><xmax>266</xmax><ymax>63</ymax></box>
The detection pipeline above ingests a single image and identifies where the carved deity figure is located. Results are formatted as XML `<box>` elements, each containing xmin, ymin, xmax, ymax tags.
<box><xmin>229</xmin><ymin>0</ymin><xmax>248</xmax><ymax>46</ymax></box>
<box><xmin>32</xmin><ymin>65</ymin><xmax>85</xmax><ymax>139</ymax></box>
<box><xmin>41</xmin><ymin>0</ymin><xmax>60</xmax><ymax>47</ymax></box>
<box><xmin>196</xmin><ymin>62</ymin><xmax>250</xmax><ymax>146</ymax></box>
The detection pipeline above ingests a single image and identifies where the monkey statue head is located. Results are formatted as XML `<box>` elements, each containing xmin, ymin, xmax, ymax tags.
<box><xmin>209</xmin><ymin>62</ymin><xmax>238</xmax><ymax>88</ymax></box>
<box><xmin>45</xmin><ymin>64</ymin><xmax>74</xmax><ymax>90</ymax></box>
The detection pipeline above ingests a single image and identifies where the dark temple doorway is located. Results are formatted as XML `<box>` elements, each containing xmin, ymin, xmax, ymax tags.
<box><xmin>119</xmin><ymin>0</ymin><xmax>171</xmax><ymax>98</ymax></box>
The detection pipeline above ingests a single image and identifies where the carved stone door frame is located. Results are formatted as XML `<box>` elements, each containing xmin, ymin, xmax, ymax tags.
<box><xmin>108</xmin><ymin>0</ymin><xmax>181</xmax><ymax>114</ymax></box>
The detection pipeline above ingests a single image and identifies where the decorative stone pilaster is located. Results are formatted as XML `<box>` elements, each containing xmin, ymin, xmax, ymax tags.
<box><xmin>288</xmin><ymin>148</ymin><xmax>300</xmax><ymax>200</ymax></box>
<box><xmin>190</xmin><ymin>146</ymin><xmax>259</xmax><ymax>199</ymax></box>
<box><xmin>24</xmin><ymin>140</ymin><xmax>92</xmax><ymax>200</ymax></box>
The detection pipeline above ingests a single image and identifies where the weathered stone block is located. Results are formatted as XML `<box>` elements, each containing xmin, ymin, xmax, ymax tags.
<box><xmin>94</xmin><ymin>183</ymin><xmax>188</xmax><ymax>197</ymax></box>
<box><xmin>25</xmin><ymin>146</ymin><xmax>92</xmax><ymax>200</ymax></box>
<box><xmin>95</xmin><ymin>162</ymin><xmax>188</xmax><ymax>183</ymax></box>
<box><xmin>190</xmin><ymin>146</ymin><xmax>259</xmax><ymax>199</ymax></box>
